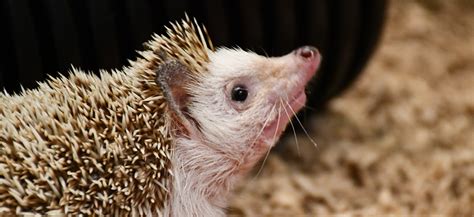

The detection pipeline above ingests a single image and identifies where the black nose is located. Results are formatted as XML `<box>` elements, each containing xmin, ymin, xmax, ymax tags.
<box><xmin>295</xmin><ymin>46</ymin><xmax>319</xmax><ymax>59</ymax></box>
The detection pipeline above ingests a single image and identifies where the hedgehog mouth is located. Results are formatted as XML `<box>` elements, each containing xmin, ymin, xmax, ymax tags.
<box><xmin>258</xmin><ymin>51</ymin><xmax>320</xmax><ymax>146</ymax></box>
<box><xmin>260</xmin><ymin>89</ymin><xmax>307</xmax><ymax>145</ymax></box>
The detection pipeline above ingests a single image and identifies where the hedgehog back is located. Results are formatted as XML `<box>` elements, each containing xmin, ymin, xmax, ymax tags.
<box><xmin>0</xmin><ymin>67</ymin><xmax>172</xmax><ymax>216</ymax></box>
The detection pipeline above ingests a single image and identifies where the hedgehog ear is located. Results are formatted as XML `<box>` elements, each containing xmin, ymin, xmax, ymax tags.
<box><xmin>156</xmin><ymin>61</ymin><xmax>201</xmax><ymax>137</ymax></box>
<box><xmin>156</xmin><ymin>61</ymin><xmax>192</xmax><ymax>116</ymax></box>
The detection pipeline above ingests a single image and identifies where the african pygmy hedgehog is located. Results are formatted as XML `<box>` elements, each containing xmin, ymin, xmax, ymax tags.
<box><xmin>0</xmin><ymin>15</ymin><xmax>321</xmax><ymax>216</ymax></box>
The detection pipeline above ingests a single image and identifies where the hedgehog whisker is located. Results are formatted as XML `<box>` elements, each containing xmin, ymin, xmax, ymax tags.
<box><xmin>252</xmin><ymin>143</ymin><xmax>273</xmax><ymax>181</ymax></box>
<box><xmin>243</xmin><ymin>104</ymin><xmax>276</xmax><ymax>173</ymax></box>
<box><xmin>239</xmin><ymin>104</ymin><xmax>277</xmax><ymax>168</ymax></box>
<box><xmin>280</xmin><ymin>98</ymin><xmax>300</xmax><ymax>155</ymax></box>
<box><xmin>274</xmin><ymin>101</ymin><xmax>283</xmax><ymax>143</ymax></box>
<box><xmin>252</xmin><ymin>103</ymin><xmax>282</xmax><ymax>180</ymax></box>
<box><xmin>303</xmin><ymin>105</ymin><xmax>318</xmax><ymax>112</ymax></box>
<box><xmin>284</xmin><ymin>100</ymin><xmax>319</xmax><ymax>149</ymax></box>
<box><xmin>301</xmin><ymin>88</ymin><xmax>318</xmax><ymax>112</ymax></box>
<box><xmin>258</xmin><ymin>47</ymin><xmax>270</xmax><ymax>58</ymax></box>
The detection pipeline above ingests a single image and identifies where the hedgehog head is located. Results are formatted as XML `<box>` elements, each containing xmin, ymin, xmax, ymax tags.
<box><xmin>152</xmin><ymin>15</ymin><xmax>320</xmax><ymax>178</ymax></box>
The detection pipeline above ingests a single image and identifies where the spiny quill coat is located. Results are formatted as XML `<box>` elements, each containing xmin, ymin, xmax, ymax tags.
<box><xmin>0</xmin><ymin>15</ymin><xmax>321</xmax><ymax>216</ymax></box>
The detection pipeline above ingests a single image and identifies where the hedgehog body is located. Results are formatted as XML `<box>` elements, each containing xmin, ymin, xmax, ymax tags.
<box><xmin>0</xmin><ymin>16</ymin><xmax>321</xmax><ymax>217</ymax></box>
<box><xmin>0</xmin><ymin>16</ymin><xmax>212</xmax><ymax>216</ymax></box>
<box><xmin>0</xmin><ymin>68</ymin><xmax>170</xmax><ymax>216</ymax></box>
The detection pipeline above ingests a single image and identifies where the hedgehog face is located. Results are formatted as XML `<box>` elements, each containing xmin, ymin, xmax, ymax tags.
<box><xmin>185</xmin><ymin>46</ymin><xmax>320</xmax><ymax>165</ymax></box>
<box><xmin>153</xmin><ymin>16</ymin><xmax>319</xmax><ymax>174</ymax></box>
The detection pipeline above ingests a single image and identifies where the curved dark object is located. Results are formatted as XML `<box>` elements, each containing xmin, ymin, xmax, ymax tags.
<box><xmin>310</xmin><ymin>0</ymin><xmax>388</xmax><ymax>107</ymax></box>
<box><xmin>0</xmin><ymin>0</ymin><xmax>387</xmax><ymax>110</ymax></box>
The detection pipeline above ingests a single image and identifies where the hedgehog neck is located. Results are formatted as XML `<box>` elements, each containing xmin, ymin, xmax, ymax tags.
<box><xmin>168</xmin><ymin>137</ymin><xmax>243</xmax><ymax>216</ymax></box>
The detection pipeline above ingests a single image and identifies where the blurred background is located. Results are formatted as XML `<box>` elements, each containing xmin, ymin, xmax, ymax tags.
<box><xmin>0</xmin><ymin>0</ymin><xmax>386</xmax><ymax>109</ymax></box>
<box><xmin>231</xmin><ymin>0</ymin><xmax>474</xmax><ymax>216</ymax></box>
<box><xmin>1</xmin><ymin>0</ymin><xmax>473</xmax><ymax>216</ymax></box>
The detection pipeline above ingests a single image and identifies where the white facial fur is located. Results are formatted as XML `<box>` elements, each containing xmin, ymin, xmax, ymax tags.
<box><xmin>190</xmin><ymin>48</ymin><xmax>318</xmax><ymax>154</ymax></box>
<box><xmin>167</xmin><ymin>47</ymin><xmax>320</xmax><ymax>216</ymax></box>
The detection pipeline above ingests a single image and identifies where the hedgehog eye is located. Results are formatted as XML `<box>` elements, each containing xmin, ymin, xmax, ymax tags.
<box><xmin>231</xmin><ymin>85</ymin><xmax>248</xmax><ymax>102</ymax></box>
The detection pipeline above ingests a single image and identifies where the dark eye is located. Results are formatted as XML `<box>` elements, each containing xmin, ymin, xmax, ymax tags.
<box><xmin>231</xmin><ymin>85</ymin><xmax>248</xmax><ymax>102</ymax></box>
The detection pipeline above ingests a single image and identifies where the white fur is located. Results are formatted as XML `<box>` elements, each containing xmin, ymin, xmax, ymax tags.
<box><xmin>164</xmin><ymin>48</ymin><xmax>315</xmax><ymax>216</ymax></box>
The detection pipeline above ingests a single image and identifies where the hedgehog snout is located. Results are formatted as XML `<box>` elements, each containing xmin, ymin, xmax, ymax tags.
<box><xmin>294</xmin><ymin>46</ymin><xmax>319</xmax><ymax>60</ymax></box>
<box><xmin>287</xmin><ymin>45</ymin><xmax>321</xmax><ymax>84</ymax></box>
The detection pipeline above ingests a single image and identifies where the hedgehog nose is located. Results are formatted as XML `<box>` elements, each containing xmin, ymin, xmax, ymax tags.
<box><xmin>295</xmin><ymin>46</ymin><xmax>319</xmax><ymax>59</ymax></box>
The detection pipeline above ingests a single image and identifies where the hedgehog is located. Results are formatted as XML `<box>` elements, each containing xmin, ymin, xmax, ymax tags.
<box><xmin>0</xmin><ymin>15</ymin><xmax>321</xmax><ymax>216</ymax></box>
